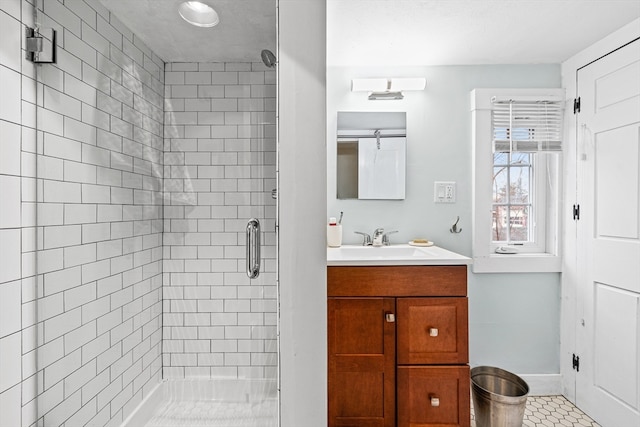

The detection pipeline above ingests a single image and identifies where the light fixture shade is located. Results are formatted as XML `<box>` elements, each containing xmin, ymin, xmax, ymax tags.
<box><xmin>179</xmin><ymin>1</ymin><xmax>220</xmax><ymax>28</ymax></box>
<box><xmin>351</xmin><ymin>78</ymin><xmax>388</xmax><ymax>92</ymax></box>
<box><xmin>390</xmin><ymin>78</ymin><xmax>426</xmax><ymax>91</ymax></box>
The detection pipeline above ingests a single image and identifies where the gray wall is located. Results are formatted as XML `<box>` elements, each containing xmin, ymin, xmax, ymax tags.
<box><xmin>327</xmin><ymin>64</ymin><xmax>562</xmax><ymax>375</ymax></box>
<box><xmin>279</xmin><ymin>0</ymin><xmax>328</xmax><ymax>425</ymax></box>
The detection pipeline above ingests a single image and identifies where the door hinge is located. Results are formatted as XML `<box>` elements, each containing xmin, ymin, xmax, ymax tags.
<box><xmin>572</xmin><ymin>353</ymin><xmax>580</xmax><ymax>372</ymax></box>
<box><xmin>573</xmin><ymin>204</ymin><xmax>580</xmax><ymax>220</ymax></box>
<box><xmin>25</xmin><ymin>27</ymin><xmax>56</xmax><ymax>63</ymax></box>
<box><xmin>573</xmin><ymin>97</ymin><xmax>581</xmax><ymax>114</ymax></box>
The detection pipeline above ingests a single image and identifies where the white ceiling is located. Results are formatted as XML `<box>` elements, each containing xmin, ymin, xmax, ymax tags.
<box><xmin>328</xmin><ymin>0</ymin><xmax>640</xmax><ymax>66</ymax></box>
<box><xmin>99</xmin><ymin>0</ymin><xmax>640</xmax><ymax>65</ymax></box>
<box><xmin>99</xmin><ymin>0</ymin><xmax>276</xmax><ymax>63</ymax></box>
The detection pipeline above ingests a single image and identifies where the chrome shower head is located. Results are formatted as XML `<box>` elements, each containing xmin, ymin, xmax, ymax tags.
<box><xmin>261</xmin><ymin>49</ymin><xmax>277</xmax><ymax>68</ymax></box>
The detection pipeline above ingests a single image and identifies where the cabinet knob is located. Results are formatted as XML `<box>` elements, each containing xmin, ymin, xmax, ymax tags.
<box><xmin>430</xmin><ymin>396</ymin><xmax>440</xmax><ymax>407</ymax></box>
<box><xmin>385</xmin><ymin>313</ymin><xmax>395</xmax><ymax>323</ymax></box>
<box><xmin>429</xmin><ymin>327</ymin><xmax>439</xmax><ymax>337</ymax></box>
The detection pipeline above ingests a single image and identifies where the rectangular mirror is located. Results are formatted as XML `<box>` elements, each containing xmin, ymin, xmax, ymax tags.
<box><xmin>337</xmin><ymin>111</ymin><xmax>407</xmax><ymax>199</ymax></box>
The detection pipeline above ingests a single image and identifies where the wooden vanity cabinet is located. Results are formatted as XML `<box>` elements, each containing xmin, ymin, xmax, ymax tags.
<box><xmin>328</xmin><ymin>266</ymin><xmax>470</xmax><ymax>427</ymax></box>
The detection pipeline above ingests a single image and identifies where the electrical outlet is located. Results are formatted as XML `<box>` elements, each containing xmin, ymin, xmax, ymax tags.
<box><xmin>434</xmin><ymin>181</ymin><xmax>456</xmax><ymax>203</ymax></box>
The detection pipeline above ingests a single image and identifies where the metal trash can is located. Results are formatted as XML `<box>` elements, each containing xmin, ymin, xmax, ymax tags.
<box><xmin>471</xmin><ymin>366</ymin><xmax>529</xmax><ymax>427</ymax></box>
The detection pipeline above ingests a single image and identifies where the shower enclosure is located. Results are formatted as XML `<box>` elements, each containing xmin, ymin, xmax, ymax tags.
<box><xmin>0</xmin><ymin>0</ymin><xmax>278</xmax><ymax>425</ymax></box>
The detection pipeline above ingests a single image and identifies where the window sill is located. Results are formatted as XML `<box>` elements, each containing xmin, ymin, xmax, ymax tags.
<box><xmin>472</xmin><ymin>253</ymin><xmax>561</xmax><ymax>273</ymax></box>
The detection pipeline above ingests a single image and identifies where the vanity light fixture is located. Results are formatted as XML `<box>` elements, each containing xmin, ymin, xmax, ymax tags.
<box><xmin>178</xmin><ymin>1</ymin><xmax>220</xmax><ymax>28</ymax></box>
<box><xmin>351</xmin><ymin>78</ymin><xmax>426</xmax><ymax>100</ymax></box>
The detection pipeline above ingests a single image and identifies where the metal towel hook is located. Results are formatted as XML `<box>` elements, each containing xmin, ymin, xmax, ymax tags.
<box><xmin>450</xmin><ymin>216</ymin><xmax>462</xmax><ymax>234</ymax></box>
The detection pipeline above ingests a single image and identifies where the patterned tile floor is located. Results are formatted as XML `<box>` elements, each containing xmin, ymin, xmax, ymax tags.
<box><xmin>471</xmin><ymin>395</ymin><xmax>601</xmax><ymax>427</ymax></box>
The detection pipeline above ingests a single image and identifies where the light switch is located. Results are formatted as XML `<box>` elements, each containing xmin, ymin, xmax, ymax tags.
<box><xmin>434</xmin><ymin>181</ymin><xmax>456</xmax><ymax>203</ymax></box>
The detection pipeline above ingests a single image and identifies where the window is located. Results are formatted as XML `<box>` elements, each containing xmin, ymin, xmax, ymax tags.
<box><xmin>471</xmin><ymin>89</ymin><xmax>564</xmax><ymax>273</ymax></box>
<box><xmin>493</xmin><ymin>151</ymin><xmax>534</xmax><ymax>244</ymax></box>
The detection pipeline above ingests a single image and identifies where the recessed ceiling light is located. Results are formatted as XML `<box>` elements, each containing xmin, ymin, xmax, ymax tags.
<box><xmin>178</xmin><ymin>1</ymin><xmax>220</xmax><ymax>28</ymax></box>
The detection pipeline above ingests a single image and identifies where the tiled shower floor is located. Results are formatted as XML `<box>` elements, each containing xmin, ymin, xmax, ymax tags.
<box><xmin>144</xmin><ymin>399</ymin><xmax>278</xmax><ymax>427</ymax></box>
<box><xmin>471</xmin><ymin>395</ymin><xmax>601</xmax><ymax>427</ymax></box>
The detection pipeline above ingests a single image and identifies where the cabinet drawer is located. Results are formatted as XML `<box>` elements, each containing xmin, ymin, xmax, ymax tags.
<box><xmin>397</xmin><ymin>366</ymin><xmax>470</xmax><ymax>427</ymax></box>
<box><xmin>327</xmin><ymin>266</ymin><xmax>467</xmax><ymax>297</ymax></box>
<box><xmin>397</xmin><ymin>298</ymin><xmax>468</xmax><ymax>364</ymax></box>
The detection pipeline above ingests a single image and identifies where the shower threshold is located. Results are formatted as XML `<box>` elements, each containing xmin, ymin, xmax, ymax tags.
<box><xmin>122</xmin><ymin>379</ymin><xmax>278</xmax><ymax>427</ymax></box>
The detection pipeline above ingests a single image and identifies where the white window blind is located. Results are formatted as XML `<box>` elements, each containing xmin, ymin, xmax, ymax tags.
<box><xmin>491</xmin><ymin>96</ymin><xmax>564</xmax><ymax>153</ymax></box>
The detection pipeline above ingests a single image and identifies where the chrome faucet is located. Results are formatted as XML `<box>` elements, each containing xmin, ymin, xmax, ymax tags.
<box><xmin>354</xmin><ymin>231</ymin><xmax>372</xmax><ymax>246</ymax></box>
<box><xmin>372</xmin><ymin>228</ymin><xmax>385</xmax><ymax>246</ymax></box>
<box><xmin>382</xmin><ymin>230</ymin><xmax>398</xmax><ymax>246</ymax></box>
<box><xmin>355</xmin><ymin>228</ymin><xmax>399</xmax><ymax>246</ymax></box>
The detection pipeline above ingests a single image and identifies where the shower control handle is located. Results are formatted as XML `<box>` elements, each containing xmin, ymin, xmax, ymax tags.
<box><xmin>246</xmin><ymin>218</ymin><xmax>261</xmax><ymax>279</ymax></box>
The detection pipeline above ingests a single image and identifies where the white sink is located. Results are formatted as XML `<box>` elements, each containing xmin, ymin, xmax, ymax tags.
<box><xmin>332</xmin><ymin>246</ymin><xmax>432</xmax><ymax>259</ymax></box>
<box><xmin>327</xmin><ymin>244</ymin><xmax>471</xmax><ymax>266</ymax></box>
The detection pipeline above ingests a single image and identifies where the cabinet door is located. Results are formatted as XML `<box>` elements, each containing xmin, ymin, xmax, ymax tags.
<box><xmin>328</xmin><ymin>298</ymin><xmax>396</xmax><ymax>427</ymax></box>
<box><xmin>397</xmin><ymin>298</ymin><xmax>468</xmax><ymax>365</ymax></box>
<box><xmin>397</xmin><ymin>366</ymin><xmax>471</xmax><ymax>427</ymax></box>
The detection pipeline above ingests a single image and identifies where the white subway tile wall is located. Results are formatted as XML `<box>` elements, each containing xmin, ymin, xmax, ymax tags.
<box><xmin>1</xmin><ymin>1</ymin><xmax>164</xmax><ymax>426</ymax></box>
<box><xmin>2</xmin><ymin>1</ymin><xmax>278</xmax><ymax>426</ymax></box>
<box><xmin>162</xmin><ymin>61</ymin><xmax>277</xmax><ymax>380</ymax></box>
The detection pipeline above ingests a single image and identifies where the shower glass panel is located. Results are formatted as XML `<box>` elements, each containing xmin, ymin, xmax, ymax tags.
<box><xmin>161</xmin><ymin>60</ymin><xmax>278</xmax><ymax>426</ymax></box>
<box><xmin>28</xmin><ymin>0</ymin><xmax>278</xmax><ymax>426</ymax></box>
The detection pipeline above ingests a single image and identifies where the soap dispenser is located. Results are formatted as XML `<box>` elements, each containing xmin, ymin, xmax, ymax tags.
<box><xmin>327</xmin><ymin>217</ymin><xmax>342</xmax><ymax>247</ymax></box>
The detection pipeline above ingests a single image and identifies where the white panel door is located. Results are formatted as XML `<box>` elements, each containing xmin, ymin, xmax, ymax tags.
<box><xmin>576</xmin><ymin>39</ymin><xmax>640</xmax><ymax>427</ymax></box>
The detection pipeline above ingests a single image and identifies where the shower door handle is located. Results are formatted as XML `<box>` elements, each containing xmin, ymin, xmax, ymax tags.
<box><xmin>246</xmin><ymin>218</ymin><xmax>261</xmax><ymax>279</ymax></box>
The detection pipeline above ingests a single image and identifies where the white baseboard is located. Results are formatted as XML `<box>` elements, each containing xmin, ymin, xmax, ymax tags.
<box><xmin>519</xmin><ymin>374</ymin><xmax>563</xmax><ymax>396</ymax></box>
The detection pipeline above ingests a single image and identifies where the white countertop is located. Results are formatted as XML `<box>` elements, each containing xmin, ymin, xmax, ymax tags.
<box><xmin>327</xmin><ymin>244</ymin><xmax>472</xmax><ymax>266</ymax></box>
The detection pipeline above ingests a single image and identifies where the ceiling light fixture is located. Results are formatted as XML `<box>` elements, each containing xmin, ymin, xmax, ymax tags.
<box><xmin>351</xmin><ymin>78</ymin><xmax>427</xmax><ymax>100</ymax></box>
<box><xmin>178</xmin><ymin>1</ymin><xmax>220</xmax><ymax>28</ymax></box>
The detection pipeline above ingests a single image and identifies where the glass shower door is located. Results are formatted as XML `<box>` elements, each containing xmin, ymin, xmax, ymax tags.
<box><xmin>243</xmin><ymin>106</ymin><xmax>279</xmax><ymax>426</ymax></box>
<box><xmin>30</xmin><ymin>0</ymin><xmax>166</xmax><ymax>425</ymax></box>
